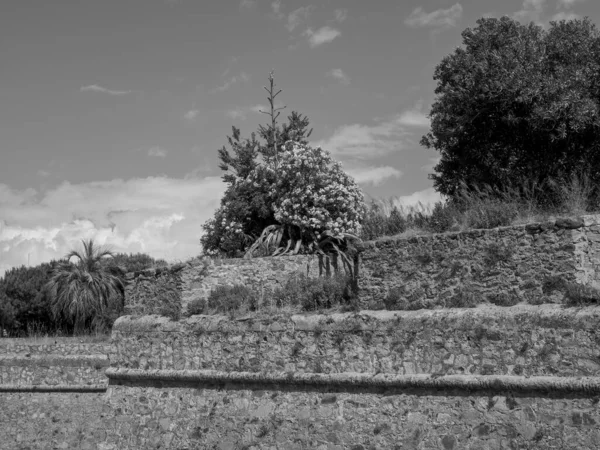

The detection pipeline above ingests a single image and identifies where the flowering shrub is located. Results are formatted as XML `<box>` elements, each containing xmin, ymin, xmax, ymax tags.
<box><xmin>201</xmin><ymin>141</ymin><xmax>365</xmax><ymax>258</ymax></box>
<box><xmin>268</xmin><ymin>141</ymin><xmax>364</xmax><ymax>238</ymax></box>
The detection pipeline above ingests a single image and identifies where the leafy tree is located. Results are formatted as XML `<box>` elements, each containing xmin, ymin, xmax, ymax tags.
<box><xmin>201</xmin><ymin>72</ymin><xmax>315</xmax><ymax>257</ymax></box>
<box><xmin>422</xmin><ymin>16</ymin><xmax>600</xmax><ymax>202</ymax></box>
<box><xmin>0</xmin><ymin>261</ymin><xmax>61</xmax><ymax>335</ymax></box>
<box><xmin>45</xmin><ymin>239</ymin><xmax>125</xmax><ymax>333</ymax></box>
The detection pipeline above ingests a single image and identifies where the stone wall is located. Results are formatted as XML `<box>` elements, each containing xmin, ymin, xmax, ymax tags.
<box><xmin>357</xmin><ymin>215</ymin><xmax>600</xmax><ymax>308</ymax></box>
<box><xmin>0</xmin><ymin>338</ymin><xmax>110</xmax><ymax>449</ymax></box>
<box><xmin>124</xmin><ymin>255</ymin><xmax>323</xmax><ymax>314</ymax></box>
<box><xmin>124</xmin><ymin>215</ymin><xmax>600</xmax><ymax>314</ymax></box>
<box><xmin>0</xmin><ymin>338</ymin><xmax>110</xmax><ymax>386</ymax></box>
<box><xmin>100</xmin><ymin>306</ymin><xmax>600</xmax><ymax>449</ymax></box>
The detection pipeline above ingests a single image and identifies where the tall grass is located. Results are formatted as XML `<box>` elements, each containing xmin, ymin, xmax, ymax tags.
<box><xmin>361</xmin><ymin>172</ymin><xmax>599</xmax><ymax>241</ymax></box>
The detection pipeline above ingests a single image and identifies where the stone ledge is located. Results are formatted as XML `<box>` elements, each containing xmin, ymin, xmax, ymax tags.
<box><xmin>112</xmin><ymin>304</ymin><xmax>600</xmax><ymax>334</ymax></box>
<box><xmin>106</xmin><ymin>368</ymin><xmax>600</xmax><ymax>394</ymax></box>
<box><xmin>0</xmin><ymin>384</ymin><xmax>108</xmax><ymax>393</ymax></box>
<box><xmin>0</xmin><ymin>355</ymin><xmax>109</xmax><ymax>367</ymax></box>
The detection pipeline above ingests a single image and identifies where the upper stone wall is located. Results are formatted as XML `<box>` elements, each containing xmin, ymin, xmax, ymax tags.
<box><xmin>356</xmin><ymin>215</ymin><xmax>600</xmax><ymax>308</ymax></box>
<box><xmin>110</xmin><ymin>304</ymin><xmax>600</xmax><ymax>379</ymax></box>
<box><xmin>125</xmin><ymin>255</ymin><xmax>323</xmax><ymax>314</ymax></box>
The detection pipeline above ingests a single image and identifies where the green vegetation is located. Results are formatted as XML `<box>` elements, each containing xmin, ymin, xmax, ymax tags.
<box><xmin>422</xmin><ymin>17</ymin><xmax>600</xmax><ymax>205</ymax></box>
<box><xmin>0</xmin><ymin>245</ymin><xmax>167</xmax><ymax>337</ymax></box>
<box><xmin>185</xmin><ymin>273</ymin><xmax>357</xmax><ymax>318</ymax></box>
<box><xmin>201</xmin><ymin>72</ymin><xmax>363</xmax><ymax>267</ymax></box>
<box><xmin>361</xmin><ymin>171</ymin><xmax>599</xmax><ymax>241</ymax></box>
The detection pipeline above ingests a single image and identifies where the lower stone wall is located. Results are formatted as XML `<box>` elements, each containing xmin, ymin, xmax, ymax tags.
<box><xmin>0</xmin><ymin>392</ymin><xmax>108</xmax><ymax>450</ymax></box>
<box><xmin>102</xmin><ymin>383</ymin><xmax>600</xmax><ymax>450</ymax></box>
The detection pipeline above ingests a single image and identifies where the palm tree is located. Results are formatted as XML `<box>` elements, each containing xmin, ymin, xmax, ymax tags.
<box><xmin>46</xmin><ymin>239</ymin><xmax>125</xmax><ymax>333</ymax></box>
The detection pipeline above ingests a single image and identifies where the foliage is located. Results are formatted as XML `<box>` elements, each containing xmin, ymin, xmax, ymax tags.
<box><xmin>422</xmin><ymin>16</ymin><xmax>600</xmax><ymax>203</ymax></box>
<box><xmin>244</xmin><ymin>142</ymin><xmax>364</xmax><ymax>264</ymax></box>
<box><xmin>101</xmin><ymin>252</ymin><xmax>168</xmax><ymax>273</ymax></box>
<box><xmin>45</xmin><ymin>239</ymin><xmax>125</xmax><ymax>333</ymax></box>
<box><xmin>273</xmin><ymin>273</ymin><xmax>357</xmax><ymax>312</ymax></box>
<box><xmin>201</xmin><ymin>72</ymin><xmax>363</xmax><ymax>261</ymax></box>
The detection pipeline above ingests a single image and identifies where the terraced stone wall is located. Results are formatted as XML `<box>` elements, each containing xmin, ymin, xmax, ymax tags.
<box><xmin>104</xmin><ymin>306</ymin><xmax>600</xmax><ymax>449</ymax></box>
<box><xmin>0</xmin><ymin>339</ymin><xmax>110</xmax><ymax>449</ymax></box>
<box><xmin>357</xmin><ymin>215</ymin><xmax>600</xmax><ymax>308</ymax></box>
<box><xmin>124</xmin><ymin>255</ymin><xmax>323</xmax><ymax>314</ymax></box>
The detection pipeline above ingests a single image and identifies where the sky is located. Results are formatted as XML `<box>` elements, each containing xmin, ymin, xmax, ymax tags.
<box><xmin>1</xmin><ymin>0</ymin><xmax>599</xmax><ymax>275</ymax></box>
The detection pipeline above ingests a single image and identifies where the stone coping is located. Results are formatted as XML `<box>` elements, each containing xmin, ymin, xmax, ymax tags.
<box><xmin>106</xmin><ymin>368</ymin><xmax>600</xmax><ymax>394</ymax></box>
<box><xmin>0</xmin><ymin>355</ymin><xmax>109</xmax><ymax>367</ymax></box>
<box><xmin>356</xmin><ymin>214</ymin><xmax>600</xmax><ymax>250</ymax></box>
<box><xmin>112</xmin><ymin>304</ymin><xmax>600</xmax><ymax>334</ymax></box>
<box><xmin>0</xmin><ymin>384</ymin><xmax>108</xmax><ymax>393</ymax></box>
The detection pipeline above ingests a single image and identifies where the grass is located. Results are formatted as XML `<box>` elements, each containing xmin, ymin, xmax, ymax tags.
<box><xmin>185</xmin><ymin>273</ymin><xmax>359</xmax><ymax>318</ymax></box>
<box><xmin>360</xmin><ymin>172</ymin><xmax>600</xmax><ymax>242</ymax></box>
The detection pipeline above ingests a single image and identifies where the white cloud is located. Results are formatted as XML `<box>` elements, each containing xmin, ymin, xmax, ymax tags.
<box><xmin>80</xmin><ymin>85</ymin><xmax>131</xmax><ymax>95</ymax></box>
<box><xmin>404</xmin><ymin>3</ymin><xmax>463</xmax><ymax>29</ymax></box>
<box><xmin>333</xmin><ymin>8</ymin><xmax>348</xmax><ymax>23</ymax></box>
<box><xmin>271</xmin><ymin>0</ymin><xmax>284</xmax><ymax>19</ymax></box>
<box><xmin>184</xmin><ymin>109</ymin><xmax>199</xmax><ymax>121</ymax></box>
<box><xmin>214</xmin><ymin>72</ymin><xmax>250</xmax><ymax>93</ymax></box>
<box><xmin>0</xmin><ymin>176</ymin><xmax>225</xmax><ymax>277</ymax></box>
<box><xmin>225</xmin><ymin>108</ymin><xmax>248</xmax><ymax>120</ymax></box>
<box><xmin>240</xmin><ymin>0</ymin><xmax>256</xmax><ymax>9</ymax></box>
<box><xmin>557</xmin><ymin>0</ymin><xmax>585</xmax><ymax>8</ymax></box>
<box><xmin>392</xmin><ymin>187</ymin><xmax>443</xmax><ymax>210</ymax></box>
<box><xmin>327</xmin><ymin>68</ymin><xmax>350</xmax><ymax>86</ymax></box>
<box><xmin>147</xmin><ymin>147</ymin><xmax>168</xmax><ymax>158</ymax></box>
<box><xmin>286</xmin><ymin>6</ymin><xmax>315</xmax><ymax>32</ymax></box>
<box><xmin>312</xmin><ymin>115</ymin><xmax>411</xmax><ymax>159</ymax></box>
<box><xmin>345</xmin><ymin>165</ymin><xmax>402</xmax><ymax>186</ymax></box>
<box><xmin>303</xmin><ymin>26</ymin><xmax>341</xmax><ymax>47</ymax></box>
<box><xmin>513</xmin><ymin>0</ymin><xmax>546</xmax><ymax>23</ymax></box>
<box><xmin>551</xmin><ymin>11</ymin><xmax>580</xmax><ymax>21</ymax></box>
<box><xmin>421</xmin><ymin>156</ymin><xmax>441</xmax><ymax>173</ymax></box>
<box><xmin>398</xmin><ymin>109</ymin><xmax>430</xmax><ymax>127</ymax></box>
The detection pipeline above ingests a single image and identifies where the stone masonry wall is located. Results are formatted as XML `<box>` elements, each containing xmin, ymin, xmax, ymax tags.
<box><xmin>357</xmin><ymin>215</ymin><xmax>600</xmax><ymax>308</ymax></box>
<box><xmin>0</xmin><ymin>338</ymin><xmax>110</xmax><ymax>449</ymax></box>
<box><xmin>101</xmin><ymin>306</ymin><xmax>600</xmax><ymax>449</ymax></box>
<box><xmin>110</xmin><ymin>306</ymin><xmax>600</xmax><ymax>378</ymax></box>
<box><xmin>0</xmin><ymin>338</ymin><xmax>110</xmax><ymax>386</ymax></box>
<box><xmin>125</xmin><ymin>255</ymin><xmax>323</xmax><ymax>314</ymax></box>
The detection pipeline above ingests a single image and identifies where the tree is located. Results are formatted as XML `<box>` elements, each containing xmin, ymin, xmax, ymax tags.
<box><xmin>45</xmin><ymin>239</ymin><xmax>125</xmax><ymax>333</ymax></box>
<box><xmin>422</xmin><ymin>16</ymin><xmax>600</xmax><ymax>202</ymax></box>
<box><xmin>201</xmin><ymin>72</ymin><xmax>315</xmax><ymax>257</ymax></box>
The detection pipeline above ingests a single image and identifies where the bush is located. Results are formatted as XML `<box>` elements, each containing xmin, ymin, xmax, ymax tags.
<box><xmin>206</xmin><ymin>284</ymin><xmax>259</xmax><ymax>315</ymax></box>
<box><xmin>274</xmin><ymin>273</ymin><xmax>357</xmax><ymax>312</ymax></box>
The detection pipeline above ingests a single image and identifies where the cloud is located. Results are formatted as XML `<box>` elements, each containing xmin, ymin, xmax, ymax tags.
<box><xmin>271</xmin><ymin>0</ymin><xmax>284</xmax><ymax>19</ymax></box>
<box><xmin>286</xmin><ymin>6</ymin><xmax>315</xmax><ymax>32</ymax></box>
<box><xmin>327</xmin><ymin>68</ymin><xmax>350</xmax><ymax>86</ymax></box>
<box><xmin>0</xmin><ymin>176</ymin><xmax>226</xmax><ymax>277</ymax></box>
<box><xmin>80</xmin><ymin>85</ymin><xmax>131</xmax><ymax>95</ymax></box>
<box><xmin>398</xmin><ymin>109</ymin><xmax>430</xmax><ymax>127</ymax></box>
<box><xmin>421</xmin><ymin>156</ymin><xmax>441</xmax><ymax>173</ymax></box>
<box><xmin>184</xmin><ymin>109</ymin><xmax>199</xmax><ymax>121</ymax></box>
<box><xmin>404</xmin><ymin>3</ymin><xmax>463</xmax><ymax>29</ymax></box>
<box><xmin>147</xmin><ymin>147</ymin><xmax>168</xmax><ymax>158</ymax></box>
<box><xmin>303</xmin><ymin>26</ymin><xmax>341</xmax><ymax>47</ymax></box>
<box><xmin>312</xmin><ymin>115</ymin><xmax>411</xmax><ymax>159</ymax></box>
<box><xmin>333</xmin><ymin>8</ymin><xmax>348</xmax><ymax>23</ymax></box>
<box><xmin>513</xmin><ymin>0</ymin><xmax>546</xmax><ymax>23</ymax></box>
<box><xmin>392</xmin><ymin>187</ymin><xmax>443</xmax><ymax>209</ymax></box>
<box><xmin>557</xmin><ymin>0</ymin><xmax>585</xmax><ymax>8</ymax></box>
<box><xmin>551</xmin><ymin>11</ymin><xmax>580</xmax><ymax>20</ymax></box>
<box><xmin>37</xmin><ymin>170</ymin><xmax>50</xmax><ymax>178</ymax></box>
<box><xmin>225</xmin><ymin>108</ymin><xmax>248</xmax><ymax>120</ymax></box>
<box><xmin>239</xmin><ymin>0</ymin><xmax>257</xmax><ymax>9</ymax></box>
<box><xmin>345</xmin><ymin>165</ymin><xmax>402</xmax><ymax>186</ymax></box>
<box><xmin>213</xmin><ymin>72</ymin><xmax>250</xmax><ymax>93</ymax></box>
